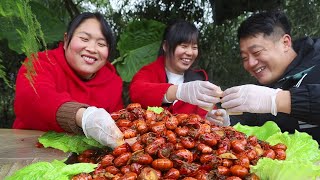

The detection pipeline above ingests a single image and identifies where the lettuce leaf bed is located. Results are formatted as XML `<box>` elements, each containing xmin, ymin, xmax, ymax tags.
<box><xmin>6</xmin><ymin>121</ymin><xmax>320</xmax><ymax>180</ymax></box>
<box><xmin>234</xmin><ymin>121</ymin><xmax>320</xmax><ymax>179</ymax></box>
<box><xmin>5</xmin><ymin>160</ymin><xmax>96</xmax><ymax>180</ymax></box>
<box><xmin>38</xmin><ymin>131</ymin><xmax>105</xmax><ymax>154</ymax></box>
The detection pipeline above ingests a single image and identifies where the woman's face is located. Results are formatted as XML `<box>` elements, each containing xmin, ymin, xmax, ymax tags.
<box><xmin>64</xmin><ymin>18</ymin><xmax>109</xmax><ymax>79</ymax></box>
<box><xmin>165</xmin><ymin>42</ymin><xmax>198</xmax><ymax>74</ymax></box>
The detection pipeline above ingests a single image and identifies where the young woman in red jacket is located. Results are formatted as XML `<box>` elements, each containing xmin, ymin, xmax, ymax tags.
<box><xmin>13</xmin><ymin>12</ymin><xmax>123</xmax><ymax>148</ymax></box>
<box><xmin>129</xmin><ymin>19</ymin><xmax>230</xmax><ymax>126</ymax></box>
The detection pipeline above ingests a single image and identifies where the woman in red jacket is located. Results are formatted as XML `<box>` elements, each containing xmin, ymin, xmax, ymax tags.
<box><xmin>13</xmin><ymin>12</ymin><xmax>123</xmax><ymax>148</ymax></box>
<box><xmin>129</xmin><ymin>19</ymin><xmax>230</xmax><ymax>126</ymax></box>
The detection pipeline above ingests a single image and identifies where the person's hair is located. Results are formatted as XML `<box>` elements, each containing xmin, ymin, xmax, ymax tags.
<box><xmin>237</xmin><ymin>10</ymin><xmax>291</xmax><ymax>41</ymax></box>
<box><xmin>65</xmin><ymin>12</ymin><xmax>115</xmax><ymax>58</ymax></box>
<box><xmin>158</xmin><ymin>19</ymin><xmax>199</xmax><ymax>58</ymax></box>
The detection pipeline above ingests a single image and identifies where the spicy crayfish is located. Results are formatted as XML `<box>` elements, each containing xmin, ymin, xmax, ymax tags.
<box><xmin>72</xmin><ymin>103</ymin><xmax>287</xmax><ymax>180</ymax></box>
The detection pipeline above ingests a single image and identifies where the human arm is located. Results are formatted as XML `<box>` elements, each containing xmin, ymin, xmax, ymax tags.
<box><xmin>220</xmin><ymin>84</ymin><xmax>305</xmax><ymax>116</ymax></box>
<box><xmin>76</xmin><ymin>107</ymin><xmax>124</xmax><ymax>148</ymax></box>
<box><xmin>129</xmin><ymin>62</ymin><xmax>172</xmax><ymax>107</ymax></box>
<box><xmin>56</xmin><ymin>102</ymin><xmax>89</xmax><ymax>134</ymax></box>
<box><xmin>76</xmin><ymin>107</ymin><xmax>86</xmax><ymax>128</ymax></box>
<box><xmin>221</xmin><ymin>83</ymin><xmax>320</xmax><ymax>125</ymax></box>
<box><xmin>14</xmin><ymin>47</ymin><xmax>124</xmax><ymax>134</ymax></box>
<box><xmin>57</xmin><ymin>103</ymin><xmax>124</xmax><ymax>148</ymax></box>
<box><xmin>289</xmin><ymin>84</ymin><xmax>320</xmax><ymax>124</ymax></box>
<box><xmin>174</xmin><ymin>80</ymin><xmax>223</xmax><ymax>107</ymax></box>
<box><xmin>221</xmin><ymin>85</ymin><xmax>283</xmax><ymax>115</ymax></box>
<box><xmin>13</xmin><ymin>53</ymin><xmax>73</xmax><ymax>132</ymax></box>
<box><xmin>14</xmin><ymin>63</ymin><xmax>90</xmax><ymax>133</ymax></box>
<box><xmin>276</xmin><ymin>90</ymin><xmax>291</xmax><ymax>114</ymax></box>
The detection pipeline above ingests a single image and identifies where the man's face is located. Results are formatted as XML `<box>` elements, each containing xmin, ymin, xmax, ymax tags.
<box><xmin>240</xmin><ymin>33</ymin><xmax>291</xmax><ymax>85</ymax></box>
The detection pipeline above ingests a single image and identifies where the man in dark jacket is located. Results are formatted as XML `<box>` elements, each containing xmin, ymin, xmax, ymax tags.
<box><xmin>221</xmin><ymin>10</ymin><xmax>320</xmax><ymax>143</ymax></box>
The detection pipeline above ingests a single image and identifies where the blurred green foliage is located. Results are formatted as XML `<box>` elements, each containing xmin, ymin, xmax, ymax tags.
<box><xmin>113</xmin><ymin>20</ymin><xmax>165</xmax><ymax>82</ymax></box>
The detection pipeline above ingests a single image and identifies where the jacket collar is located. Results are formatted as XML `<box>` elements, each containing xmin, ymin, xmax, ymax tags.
<box><xmin>277</xmin><ymin>37</ymin><xmax>316</xmax><ymax>83</ymax></box>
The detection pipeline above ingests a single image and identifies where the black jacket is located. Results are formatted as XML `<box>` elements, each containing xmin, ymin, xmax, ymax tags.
<box><xmin>231</xmin><ymin>37</ymin><xmax>320</xmax><ymax>143</ymax></box>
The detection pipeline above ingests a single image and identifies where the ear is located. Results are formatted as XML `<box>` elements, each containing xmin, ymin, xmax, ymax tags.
<box><xmin>282</xmin><ymin>34</ymin><xmax>292</xmax><ymax>52</ymax></box>
<box><xmin>162</xmin><ymin>40</ymin><xmax>167</xmax><ymax>53</ymax></box>
<box><xmin>63</xmin><ymin>32</ymin><xmax>68</xmax><ymax>50</ymax></box>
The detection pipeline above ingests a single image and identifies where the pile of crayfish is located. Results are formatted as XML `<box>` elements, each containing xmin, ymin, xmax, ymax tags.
<box><xmin>72</xmin><ymin>103</ymin><xmax>287</xmax><ymax>180</ymax></box>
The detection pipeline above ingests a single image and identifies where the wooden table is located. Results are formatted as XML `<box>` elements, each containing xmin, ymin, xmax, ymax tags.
<box><xmin>0</xmin><ymin>129</ymin><xmax>70</xmax><ymax>178</ymax></box>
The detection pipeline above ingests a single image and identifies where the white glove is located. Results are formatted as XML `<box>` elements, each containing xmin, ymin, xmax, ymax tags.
<box><xmin>176</xmin><ymin>81</ymin><xmax>222</xmax><ymax>107</ymax></box>
<box><xmin>82</xmin><ymin>107</ymin><xmax>124</xmax><ymax>148</ymax></box>
<box><xmin>206</xmin><ymin>109</ymin><xmax>230</xmax><ymax>126</ymax></box>
<box><xmin>221</xmin><ymin>85</ymin><xmax>282</xmax><ymax>116</ymax></box>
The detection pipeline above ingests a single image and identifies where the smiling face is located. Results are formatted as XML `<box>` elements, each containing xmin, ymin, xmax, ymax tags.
<box><xmin>64</xmin><ymin>18</ymin><xmax>109</xmax><ymax>80</ymax></box>
<box><xmin>240</xmin><ymin>33</ymin><xmax>294</xmax><ymax>85</ymax></box>
<box><xmin>165</xmin><ymin>42</ymin><xmax>198</xmax><ymax>74</ymax></box>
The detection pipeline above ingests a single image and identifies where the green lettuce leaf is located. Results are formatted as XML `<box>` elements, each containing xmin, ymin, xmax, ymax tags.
<box><xmin>251</xmin><ymin>158</ymin><xmax>320</xmax><ymax>180</ymax></box>
<box><xmin>13</xmin><ymin>121</ymin><xmax>320</xmax><ymax>180</ymax></box>
<box><xmin>5</xmin><ymin>160</ymin><xmax>96</xmax><ymax>180</ymax></box>
<box><xmin>233</xmin><ymin>121</ymin><xmax>281</xmax><ymax>140</ymax></box>
<box><xmin>38</xmin><ymin>131</ymin><xmax>105</xmax><ymax>154</ymax></box>
<box><xmin>266</xmin><ymin>131</ymin><xmax>320</xmax><ymax>162</ymax></box>
<box><xmin>235</xmin><ymin>121</ymin><xmax>320</xmax><ymax>179</ymax></box>
<box><xmin>147</xmin><ymin>106</ymin><xmax>164</xmax><ymax>114</ymax></box>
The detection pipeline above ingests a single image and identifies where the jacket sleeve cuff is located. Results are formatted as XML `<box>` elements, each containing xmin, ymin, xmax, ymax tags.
<box><xmin>290</xmin><ymin>87</ymin><xmax>310</xmax><ymax>120</ymax></box>
<box><xmin>56</xmin><ymin>102</ymin><xmax>89</xmax><ymax>134</ymax></box>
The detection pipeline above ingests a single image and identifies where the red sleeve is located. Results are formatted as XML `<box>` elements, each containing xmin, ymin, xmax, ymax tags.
<box><xmin>13</xmin><ymin>52</ymin><xmax>71</xmax><ymax>132</ymax></box>
<box><xmin>14</xmin><ymin>44</ymin><xmax>124</xmax><ymax>132</ymax></box>
<box><xmin>100</xmin><ymin>62</ymin><xmax>124</xmax><ymax>113</ymax></box>
<box><xmin>129</xmin><ymin>57</ymin><xmax>171</xmax><ymax>108</ymax></box>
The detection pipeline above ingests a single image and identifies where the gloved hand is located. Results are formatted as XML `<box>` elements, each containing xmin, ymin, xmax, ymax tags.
<box><xmin>221</xmin><ymin>85</ymin><xmax>282</xmax><ymax>116</ymax></box>
<box><xmin>206</xmin><ymin>109</ymin><xmax>230</xmax><ymax>126</ymax></box>
<box><xmin>82</xmin><ymin>107</ymin><xmax>124</xmax><ymax>148</ymax></box>
<box><xmin>176</xmin><ymin>81</ymin><xmax>222</xmax><ymax>108</ymax></box>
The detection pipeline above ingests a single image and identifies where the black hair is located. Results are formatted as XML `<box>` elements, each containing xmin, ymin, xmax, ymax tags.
<box><xmin>158</xmin><ymin>19</ymin><xmax>199</xmax><ymax>58</ymax></box>
<box><xmin>237</xmin><ymin>10</ymin><xmax>291</xmax><ymax>41</ymax></box>
<box><xmin>65</xmin><ymin>12</ymin><xmax>115</xmax><ymax>58</ymax></box>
